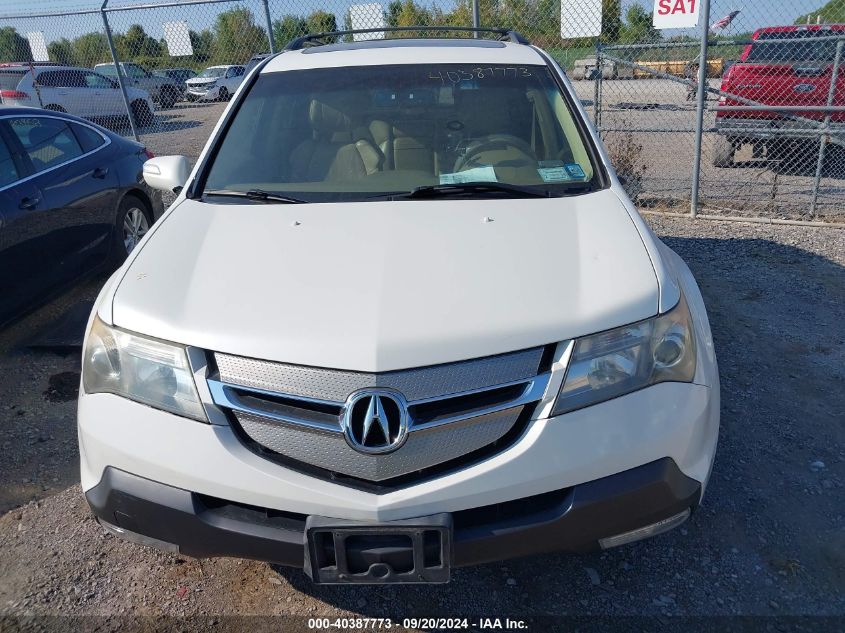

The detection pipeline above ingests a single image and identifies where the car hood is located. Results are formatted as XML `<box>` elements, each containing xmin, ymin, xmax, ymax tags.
<box><xmin>110</xmin><ymin>190</ymin><xmax>659</xmax><ymax>372</ymax></box>
<box><xmin>126</xmin><ymin>86</ymin><xmax>151</xmax><ymax>100</ymax></box>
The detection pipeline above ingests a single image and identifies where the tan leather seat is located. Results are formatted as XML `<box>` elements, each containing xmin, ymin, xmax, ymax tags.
<box><xmin>291</xmin><ymin>100</ymin><xmax>382</xmax><ymax>181</ymax></box>
<box><xmin>366</xmin><ymin>119</ymin><xmax>439</xmax><ymax>173</ymax></box>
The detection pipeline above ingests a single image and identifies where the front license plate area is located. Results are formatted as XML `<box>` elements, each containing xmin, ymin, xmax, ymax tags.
<box><xmin>304</xmin><ymin>514</ymin><xmax>452</xmax><ymax>584</ymax></box>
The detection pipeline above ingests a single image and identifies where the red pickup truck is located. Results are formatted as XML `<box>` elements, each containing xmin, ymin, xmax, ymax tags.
<box><xmin>713</xmin><ymin>24</ymin><xmax>844</xmax><ymax>167</ymax></box>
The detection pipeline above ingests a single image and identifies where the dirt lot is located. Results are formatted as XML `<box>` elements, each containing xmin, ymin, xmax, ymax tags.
<box><xmin>0</xmin><ymin>215</ymin><xmax>842</xmax><ymax>631</ymax></box>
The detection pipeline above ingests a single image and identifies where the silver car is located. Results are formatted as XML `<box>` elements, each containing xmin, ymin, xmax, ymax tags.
<box><xmin>94</xmin><ymin>62</ymin><xmax>181</xmax><ymax>109</ymax></box>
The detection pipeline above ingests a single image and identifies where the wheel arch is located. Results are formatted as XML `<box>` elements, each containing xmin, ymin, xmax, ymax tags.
<box><xmin>119</xmin><ymin>187</ymin><xmax>157</xmax><ymax>221</ymax></box>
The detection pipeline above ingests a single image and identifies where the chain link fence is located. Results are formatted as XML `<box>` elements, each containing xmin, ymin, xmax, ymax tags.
<box><xmin>0</xmin><ymin>0</ymin><xmax>842</xmax><ymax>223</ymax></box>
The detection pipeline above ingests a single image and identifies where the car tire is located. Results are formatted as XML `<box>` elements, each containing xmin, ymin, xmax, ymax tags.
<box><xmin>159</xmin><ymin>86</ymin><xmax>178</xmax><ymax>109</ymax></box>
<box><xmin>218</xmin><ymin>86</ymin><xmax>229</xmax><ymax>102</ymax></box>
<box><xmin>111</xmin><ymin>195</ymin><xmax>153</xmax><ymax>264</ymax></box>
<box><xmin>712</xmin><ymin>136</ymin><xmax>735</xmax><ymax>168</ymax></box>
<box><xmin>44</xmin><ymin>104</ymin><xmax>66</xmax><ymax>112</ymax></box>
<box><xmin>131</xmin><ymin>99</ymin><xmax>154</xmax><ymax>127</ymax></box>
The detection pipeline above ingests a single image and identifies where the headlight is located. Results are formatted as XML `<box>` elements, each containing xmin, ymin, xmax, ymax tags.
<box><xmin>83</xmin><ymin>317</ymin><xmax>207</xmax><ymax>422</ymax></box>
<box><xmin>552</xmin><ymin>293</ymin><xmax>696</xmax><ymax>415</ymax></box>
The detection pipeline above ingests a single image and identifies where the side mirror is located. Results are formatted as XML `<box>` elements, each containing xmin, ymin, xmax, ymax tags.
<box><xmin>143</xmin><ymin>155</ymin><xmax>190</xmax><ymax>193</ymax></box>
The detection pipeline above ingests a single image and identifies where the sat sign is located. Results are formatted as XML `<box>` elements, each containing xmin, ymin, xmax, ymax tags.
<box><xmin>653</xmin><ymin>0</ymin><xmax>700</xmax><ymax>29</ymax></box>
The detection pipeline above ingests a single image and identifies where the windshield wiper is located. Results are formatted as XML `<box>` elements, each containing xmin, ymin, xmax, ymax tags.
<box><xmin>400</xmin><ymin>182</ymin><xmax>554</xmax><ymax>200</ymax></box>
<box><xmin>203</xmin><ymin>189</ymin><xmax>306</xmax><ymax>204</ymax></box>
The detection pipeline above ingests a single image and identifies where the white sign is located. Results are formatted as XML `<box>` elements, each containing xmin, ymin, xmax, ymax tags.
<box><xmin>653</xmin><ymin>0</ymin><xmax>700</xmax><ymax>29</ymax></box>
<box><xmin>162</xmin><ymin>20</ymin><xmax>193</xmax><ymax>57</ymax></box>
<box><xmin>561</xmin><ymin>0</ymin><xmax>602</xmax><ymax>39</ymax></box>
<box><xmin>348</xmin><ymin>3</ymin><xmax>385</xmax><ymax>41</ymax></box>
<box><xmin>26</xmin><ymin>31</ymin><xmax>49</xmax><ymax>62</ymax></box>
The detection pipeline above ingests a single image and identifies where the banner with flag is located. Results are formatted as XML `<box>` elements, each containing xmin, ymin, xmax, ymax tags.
<box><xmin>711</xmin><ymin>10</ymin><xmax>740</xmax><ymax>31</ymax></box>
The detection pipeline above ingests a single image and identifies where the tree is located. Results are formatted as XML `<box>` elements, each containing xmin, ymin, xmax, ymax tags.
<box><xmin>619</xmin><ymin>3</ymin><xmax>660</xmax><ymax>43</ymax></box>
<box><xmin>115</xmin><ymin>24</ymin><xmax>162</xmax><ymax>59</ymax></box>
<box><xmin>214</xmin><ymin>8</ymin><xmax>268</xmax><ymax>63</ymax></box>
<box><xmin>385</xmin><ymin>0</ymin><xmax>403</xmax><ymax>27</ymax></box>
<box><xmin>47</xmin><ymin>38</ymin><xmax>78</xmax><ymax>65</ymax></box>
<box><xmin>306</xmin><ymin>10</ymin><xmax>338</xmax><ymax>35</ymax></box>
<box><xmin>393</xmin><ymin>0</ymin><xmax>433</xmax><ymax>27</ymax></box>
<box><xmin>273</xmin><ymin>15</ymin><xmax>308</xmax><ymax>49</ymax></box>
<box><xmin>189</xmin><ymin>29</ymin><xmax>214</xmax><ymax>63</ymax></box>
<box><xmin>796</xmin><ymin>0</ymin><xmax>845</xmax><ymax>24</ymax></box>
<box><xmin>601</xmin><ymin>0</ymin><xmax>622</xmax><ymax>42</ymax></box>
<box><xmin>0</xmin><ymin>27</ymin><xmax>32</xmax><ymax>63</ymax></box>
<box><xmin>72</xmin><ymin>32</ymin><xmax>109</xmax><ymax>67</ymax></box>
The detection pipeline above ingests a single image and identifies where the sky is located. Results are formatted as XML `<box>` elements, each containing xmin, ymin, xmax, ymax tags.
<box><xmin>0</xmin><ymin>0</ymin><xmax>829</xmax><ymax>46</ymax></box>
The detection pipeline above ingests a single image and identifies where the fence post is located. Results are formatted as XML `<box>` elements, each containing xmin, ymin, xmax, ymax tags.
<box><xmin>100</xmin><ymin>0</ymin><xmax>139</xmax><ymax>142</ymax></box>
<box><xmin>261</xmin><ymin>0</ymin><xmax>276</xmax><ymax>54</ymax></box>
<box><xmin>809</xmin><ymin>38</ymin><xmax>843</xmax><ymax>218</ymax></box>
<box><xmin>593</xmin><ymin>42</ymin><xmax>603</xmax><ymax>128</ymax></box>
<box><xmin>689</xmin><ymin>0</ymin><xmax>711</xmax><ymax>218</ymax></box>
<box><xmin>471</xmin><ymin>0</ymin><xmax>480</xmax><ymax>32</ymax></box>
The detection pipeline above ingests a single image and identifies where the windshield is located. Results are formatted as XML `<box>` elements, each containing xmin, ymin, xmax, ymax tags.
<box><xmin>199</xmin><ymin>67</ymin><xmax>227</xmax><ymax>78</ymax></box>
<box><xmin>202</xmin><ymin>64</ymin><xmax>599</xmax><ymax>202</ymax></box>
<box><xmin>747</xmin><ymin>31</ymin><xmax>841</xmax><ymax>63</ymax></box>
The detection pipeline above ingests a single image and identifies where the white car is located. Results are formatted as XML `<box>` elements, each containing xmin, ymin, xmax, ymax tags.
<box><xmin>185</xmin><ymin>65</ymin><xmax>246</xmax><ymax>102</ymax></box>
<box><xmin>78</xmin><ymin>28</ymin><xmax>719</xmax><ymax>585</ymax></box>
<box><xmin>0</xmin><ymin>65</ymin><xmax>155</xmax><ymax>123</ymax></box>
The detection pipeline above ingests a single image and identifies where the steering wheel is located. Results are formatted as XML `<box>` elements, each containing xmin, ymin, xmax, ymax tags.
<box><xmin>453</xmin><ymin>134</ymin><xmax>537</xmax><ymax>172</ymax></box>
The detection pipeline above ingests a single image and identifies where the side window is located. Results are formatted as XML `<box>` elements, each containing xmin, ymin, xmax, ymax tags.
<box><xmin>84</xmin><ymin>72</ymin><xmax>113</xmax><ymax>89</ymax></box>
<box><xmin>0</xmin><ymin>135</ymin><xmax>21</xmax><ymax>188</ymax></box>
<box><xmin>38</xmin><ymin>70</ymin><xmax>84</xmax><ymax>88</ymax></box>
<box><xmin>126</xmin><ymin>65</ymin><xmax>146</xmax><ymax>79</ymax></box>
<box><xmin>9</xmin><ymin>118</ymin><xmax>83</xmax><ymax>173</ymax></box>
<box><xmin>97</xmin><ymin>65</ymin><xmax>117</xmax><ymax>77</ymax></box>
<box><xmin>36</xmin><ymin>71</ymin><xmax>61</xmax><ymax>87</ymax></box>
<box><xmin>71</xmin><ymin>123</ymin><xmax>106</xmax><ymax>153</ymax></box>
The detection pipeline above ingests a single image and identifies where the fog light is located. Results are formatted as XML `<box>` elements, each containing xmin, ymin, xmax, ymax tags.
<box><xmin>598</xmin><ymin>509</ymin><xmax>690</xmax><ymax>549</ymax></box>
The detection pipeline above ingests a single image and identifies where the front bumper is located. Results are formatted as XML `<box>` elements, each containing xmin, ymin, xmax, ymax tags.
<box><xmin>78</xmin><ymin>381</ymin><xmax>718</xmax><ymax>521</ymax></box>
<box><xmin>186</xmin><ymin>85</ymin><xmax>220</xmax><ymax>100</ymax></box>
<box><xmin>714</xmin><ymin>116</ymin><xmax>842</xmax><ymax>141</ymax></box>
<box><xmin>86</xmin><ymin>457</ymin><xmax>700</xmax><ymax>568</ymax></box>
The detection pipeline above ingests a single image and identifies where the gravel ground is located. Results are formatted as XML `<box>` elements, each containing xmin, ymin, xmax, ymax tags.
<box><xmin>0</xmin><ymin>215</ymin><xmax>842</xmax><ymax>631</ymax></box>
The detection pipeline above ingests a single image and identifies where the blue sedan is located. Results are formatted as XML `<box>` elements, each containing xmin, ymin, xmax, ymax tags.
<box><xmin>0</xmin><ymin>107</ymin><xmax>163</xmax><ymax>326</ymax></box>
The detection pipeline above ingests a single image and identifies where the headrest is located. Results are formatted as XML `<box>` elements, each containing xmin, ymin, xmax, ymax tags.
<box><xmin>309</xmin><ymin>100</ymin><xmax>351</xmax><ymax>135</ymax></box>
<box><xmin>27</xmin><ymin>124</ymin><xmax>58</xmax><ymax>149</ymax></box>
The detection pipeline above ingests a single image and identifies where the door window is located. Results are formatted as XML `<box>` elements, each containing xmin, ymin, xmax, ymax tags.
<box><xmin>0</xmin><ymin>135</ymin><xmax>20</xmax><ymax>187</ymax></box>
<box><xmin>37</xmin><ymin>70</ymin><xmax>86</xmax><ymax>88</ymax></box>
<box><xmin>126</xmin><ymin>65</ymin><xmax>148</xmax><ymax>79</ymax></box>
<box><xmin>71</xmin><ymin>123</ymin><xmax>106</xmax><ymax>153</ymax></box>
<box><xmin>84</xmin><ymin>72</ymin><xmax>115</xmax><ymax>89</ymax></box>
<box><xmin>9</xmin><ymin>117</ymin><xmax>83</xmax><ymax>172</ymax></box>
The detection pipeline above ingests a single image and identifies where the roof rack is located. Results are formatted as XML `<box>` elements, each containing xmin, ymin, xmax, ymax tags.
<box><xmin>285</xmin><ymin>26</ymin><xmax>530</xmax><ymax>50</ymax></box>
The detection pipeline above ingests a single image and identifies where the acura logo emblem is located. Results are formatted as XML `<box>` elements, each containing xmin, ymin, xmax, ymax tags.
<box><xmin>342</xmin><ymin>389</ymin><xmax>408</xmax><ymax>454</ymax></box>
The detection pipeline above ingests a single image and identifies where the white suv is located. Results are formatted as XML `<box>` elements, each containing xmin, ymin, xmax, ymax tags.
<box><xmin>78</xmin><ymin>28</ymin><xmax>719</xmax><ymax>585</ymax></box>
<box><xmin>0</xmin><ymin>65</ymin><xmax>155</xmax><ymax>122</ymax></box>
<box><xmin>185</xmin><ymin>65</ymin><xmax>246</xmax><ymax>102</ymax></box>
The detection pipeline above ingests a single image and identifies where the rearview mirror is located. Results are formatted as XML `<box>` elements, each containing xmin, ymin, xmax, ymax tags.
<box><xmin>143</xmin><ymin>155</ymin><xmax>190</xmax><ymax>194</ymax></box>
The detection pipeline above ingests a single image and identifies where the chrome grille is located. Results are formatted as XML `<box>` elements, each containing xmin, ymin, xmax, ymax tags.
<box><xmin>208</xmin><ymin>346</ymin><xmax>553</xmax><ymax>485</ymax></box>
<box><xmin>214</xmin><ymin>347</ymin><xmax>545</xmax><ymax>402</ymax></box>
<box><xmin>233</xmin><ymin>406</ymin><xmax>523</xmax><ymax>482</ymax></box>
